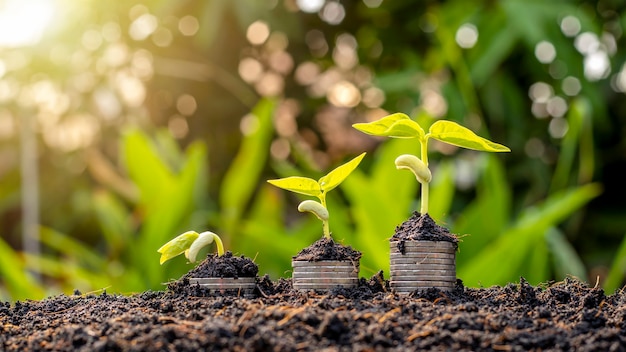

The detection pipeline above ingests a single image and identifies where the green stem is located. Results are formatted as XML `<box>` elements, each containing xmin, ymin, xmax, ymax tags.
<box><xmin>320</xmin><ymin>194</ymin><xmax>331</xmax><ymax>239</ymax></box>
<box><xmin>420</xmin><ymin>139</ymin><xmax>430</xmax><ymax>215</ymax></box>
<box><xmin>212</xmin><ymin>233</ymin><xmax>225</xmax><ymax>256</ymax></box>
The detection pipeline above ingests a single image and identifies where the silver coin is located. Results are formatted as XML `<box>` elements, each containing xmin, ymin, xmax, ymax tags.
<box><xmin>294</xmin><ymin>282</ymin><xmax>358</xmax><ymax>290</ymax></box>
<box><xmin>291</xmin><ymin>260</ymin><xmax>358</xmax><ymax>268</ymax></box>
<box><xmin>390</xmin><ymin>247</ymin><xmax>456</xmax><ymax>254</ymax></box>
<box><xmin>390</xmin><ymin>258</ymin><xmax>455</xmax><ymax>265</ymax></box>
<box><xmin>390</xmin><ymin>276</ymin><xmax>456</xmax><ymax>282</ymax></box>
<box><xmin>293</xmin><ymin>266</ymin><xmax>359</xmax><ymax>274</ymax></box>
<box><xmin>390</xmin><ymin>281</ymin><xmax>455</xmax><ymax>288</ymax></box>
<box><xmin>292</xmin><ymin>278</ymin><xmax>359</xmax><ymax>285</ymax></box>
<box><xmin>390</xmin><ymin>252</ymin><xmax>456</xmax><ymax>259</ymax></box>
<box><xmin>292</xmin><ymin>271</ymin><xmax>358</xmax><ymax>279</ymax></box>
<box><xmin>388</xmin><ymin>269</ymin><xmax>456</xmax><ymax>276</ymax></box>
<box><xmin>390</xmin><ymin>240</ymin><xmax>456</xmax><ymax>248</ymax></box>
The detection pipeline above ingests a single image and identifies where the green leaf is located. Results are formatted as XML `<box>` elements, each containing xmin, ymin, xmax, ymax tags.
<box><xmin>428</xmin><ymin>120</ymin><xmax>510</xmax><ymax>152</ymax></box>
<box><xmin>319</xmin><ymin>152</ymin><xmax>366</xmax><ymax>193</ymax></box>
<box><xmin>157</xmin><ymin>231</ymin><xmax>199</xmax><ymax>265</ymax></box>
<box><xmin>545</xmin><ymin>227</ymin><xmax>587</xmax><ymax>281</ymax></box>
<box><xmin>604</xmin><ymin>232</ymin><xmax>626</xmax><ymax>293</ymax></box>
<box><xmin>353</xmin><ymin>113</ymin><xmax>424</xmax><ymax>139</ymax></box>
<box><xmin>0</xmin><ymin>237</ymin><xmax>44</xmax><ymax>300</ymax></box>
<box><xmin>220</xmin><ymin>98</ymin><xmax>277</xmax><ymax>236</ymax></box>
<box><xmin>267</xmin><ymin>176</ymin><xmax>321</xmax><ymax>197</ymax></box>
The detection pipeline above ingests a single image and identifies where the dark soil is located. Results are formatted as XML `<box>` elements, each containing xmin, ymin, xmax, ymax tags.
<box><xmin>2</xmin><ymin>276</ymin><xmax>625</xmax><ymax>351</ymax></box>
<box><xmin>185</xmin><ymin>251</ymin><xmax>258</xmax><ymax>278</ymax></box>
<box><xmin>392</xmin><ymin>212</ymin><xmax>459</xmax><ymax>253</ymax></box>
<box><xmin>292</xmin><ymin>237</ymin><xmax>362</xmax><ymax>262</ymax></box>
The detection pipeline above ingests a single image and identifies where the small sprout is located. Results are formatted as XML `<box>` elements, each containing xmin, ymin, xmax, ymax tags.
<box><xmin>158</xmin><ymin>230</ymin><xmax>225</xmax><ymax>265</ymax></box>
<box><xmin>354</xmin><ymin>113</ymin><xmax>509</xmax><ymax>214</ymax></box>
<box><xmin>395</xmin><ymin>154</ymin><xmax>431</xmax><ymax>184</ymax></box>
<box><xmin>298</xmin><ymin>200</ymin><xmax>329</xmax><ymax>221</ymax></box>
<box><xmin>268</xmin><ymin>152</ymin><xmax>366</xmax><ymax>239</ymax></box>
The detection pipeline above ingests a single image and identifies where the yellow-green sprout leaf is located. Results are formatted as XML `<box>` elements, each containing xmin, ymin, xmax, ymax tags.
<box><xmin>319</xmin><ymin>152</ymin><xmax>366</xmax><ymax>193</ymax></box>
<box><xmin>157</xmin><ymin>231</ymin><xmax>199</xmax><ymax>265</ymax></box>
<box><xmin>186</xmin><ymin>231</ymin><xmax>221</xmax><ymax>262</ymax></box>
<box><xmin>395</xmin><ymin>154</ymin><xmax>432</xmax><ymax>183</ymax></box>
<box><xmin>297</xmin><ymin>200</ymin><xmax>329</xmax><ymax>221</ymax></box>
<box><xmin>353</xmin><ymin>113</ymin><xmax>424</xmax><ymax>139</ymax></box>
<box><xmin>428</xmin><ymin>120</ymin><xmax>510</xmax><ymax>152</ymax></box>
<box><xmin>267</xmin><ymin>176</ymin><xmax>321</xmax><ymax>197</ymax></box>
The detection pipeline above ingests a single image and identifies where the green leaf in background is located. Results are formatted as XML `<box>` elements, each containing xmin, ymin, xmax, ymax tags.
<box><xmin>460</xmin><ymin>183</ymin><xmax>602</xmax><ymax>287</ymax></box>
<box><xmin>545</xmin><ymin>227</ymin><xmax>587</xmax><ymax>281</ymax></box>
<box><xmin>428</xmin><ymin>160</ymin><xmax>455</xmax><ymax>223</ymax></box>
<box><xmin>267</xmin><ymin>176</ymin><xmax>321</xmax><ymax>197</ymax></box>
<box><xmin>429</xmin><ymin>120</ymin><xmax>510</xmax><ymax>152</ymax></box>
<box><xmin>92</xmin><ymin>191</ymin><xmax>134</xmax><ymax>257</ymax></box>
<box><xmin>0</xmin><ymin>237</ymin><xmax>44</xmax><ymax>301</ymax></box>
<box><xmin>604</xmin><ymin>233</ymin><xmax>626</xmax><ymax>293</ymax></box>
<box><xmin>319</xmin><ymin>152</ymin><xmax>366</xmax><ymax>192</ymax></box>
<box><xmin>353</xmin><ymin>113</ymin><xmax>424</xmax><ymax>139</ymax></box>
<box><xmin>220</xmin><ymin>98</ymin><xmax>277</xmax><ymax>237</ymax></box>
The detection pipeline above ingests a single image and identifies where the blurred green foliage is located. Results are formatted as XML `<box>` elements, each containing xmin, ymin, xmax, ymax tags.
<box><xmin>2</xmin><ymin>0</ymin><xmax>626</xmax><ymax>300</ymax></box>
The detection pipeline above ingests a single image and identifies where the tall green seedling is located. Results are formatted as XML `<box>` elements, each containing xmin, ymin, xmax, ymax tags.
<box><xmin>267</xmin><ymin>153</ymin><xmax>366</xmax><ymax>239</ymax></box>
<box><xmin>353</xmin><ymin>113</ymin><xmax>509</xmax><ymax>214</ymax></box>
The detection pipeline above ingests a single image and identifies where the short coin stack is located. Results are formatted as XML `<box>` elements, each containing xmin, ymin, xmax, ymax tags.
<box><xmin>189</xmin><ymin>277</ymin><xmax>256</xmax><ymax>297</ymax></box>
<box><xmin>389</xmin><ymin>241</ymin><xmax>456</xmax><ymax>293</ymax></box>
<box><xmin>292</xmin><ymin>260</ymin><xmax>359</xmax><ymax>291</ymax></box>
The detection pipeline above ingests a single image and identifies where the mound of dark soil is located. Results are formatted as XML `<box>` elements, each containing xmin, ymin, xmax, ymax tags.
<box><xmin>185</xmin><ymin>251</ymin><xmax>258</xmax><ymax>278</ymax></box>
<box><xmin>293</xmin><ymin>237</ymin><xmax>362</xmax><ymax>262</ymax></box>
<box><xmin>392</xmin><ymin>212</ymin><xmax>458</xmax><ymax>246</ymax></box>
<box><xmin>2</xmin><ymin>277</ymin><xmax>625</xmax><ymax>351</ymax></box>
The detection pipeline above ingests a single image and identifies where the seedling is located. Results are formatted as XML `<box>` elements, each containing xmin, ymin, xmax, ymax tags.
<box><xmin>353</xmin><ymin>113</ymin><xmax>509</xmax><ymax>214</ymax></box>
<box><xmin>267</xmin><ymin>152</ymin><xmax>366</xmax><ymax>239</ymax></box>
<box><xmin>158</xmin><ymin>231</ymin><xmax>225</xmax><ymax>264</ymax></box>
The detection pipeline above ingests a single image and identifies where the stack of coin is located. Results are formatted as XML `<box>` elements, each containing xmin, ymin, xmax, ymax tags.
<box><xmin>292</xmin><ymin>260</ymin><xmax>359</xmax><ymax>291</ymax></box>
<box><xmin>189</xmin><ymin>277</ymin><xmax>256</xmax><ymax>297</ymax></box>
<box><xmin>389</xmin><ymin>241</ymin><xmax>456</xmax><ymax>293</ymax></box>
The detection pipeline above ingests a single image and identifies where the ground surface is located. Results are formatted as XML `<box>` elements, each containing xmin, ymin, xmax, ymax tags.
<box><xmin>1</xmin><ymin>276</ymin><xmax>625</xmax><ymax>351</ymax></box>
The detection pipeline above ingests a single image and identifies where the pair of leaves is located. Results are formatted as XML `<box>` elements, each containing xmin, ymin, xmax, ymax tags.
<box><xmin>267</xmin><ymin>152</ymin><xmax>366</xmax><ymax>199</ymax></box>
<box><xmin>157</xmin><ymin>231</ymin><xmax>224</xmax><ymax>264</ymax></box>
<box><xmin>353</xmin><ymin>113</ymin><xmax>510</xmax><ymax>153</ymax></box>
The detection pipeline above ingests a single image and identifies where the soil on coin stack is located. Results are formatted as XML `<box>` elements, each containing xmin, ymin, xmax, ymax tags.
<box><xmin>2</xmin><ymin>274</ymin><xmax>625</xmax><ymax>351</ymax></box>
<box><xmin>392</xmin><ymin>212</ymin><xmax>459</xmax><ymax>253</ymax></box>
<box><xmin>292</xmin><ymin>237</ymin><xmax>362</xmax><ymax>262</ymax></box>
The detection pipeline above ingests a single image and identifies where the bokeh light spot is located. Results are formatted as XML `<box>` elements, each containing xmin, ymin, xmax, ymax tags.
<box><xmin>328</xmin><ymin>80</ymin><xmax>361</xmax><ymax>107</ymax></box>
<box><xmin>239</xmin><ymin>57</ymin><xmax>264</xmax><ymax>83</ymax></box>
<box><xmin>152</xmin><ymin>27</ymin><xmax>173</xmax><ymax>47</ymax></box>
<box><xmin>560</xmin><ymin>16</ymin><xmax>581</xmax><ymax>37</ymax></box>
<box><xmin>247</xmin><ymin>20</ymin><xmax>270</xmax><ymax>45</ymax></box>
<box><xmin>178</xmin><ymin>15</ymin><xmax>199</xmax><ymax>36</ymax></box>
<box><xmin>549</xmin><ymin>117</ymin><xmax>569</xmax><ymax>138</ymax></box>
<box><xmin>176</xmin><ymin>94</ymin><xmax>197</xmax><ymax>116</ymax></box>
<box><xmin>295</xmin><ymin>61</ymin><xmax>320</xmax><ymax>85</ymax></box>
<box><xmin>535</xmin><ymin>41</ymin><xmax>556</xmax><ymax>64</ymax></box>
<box><xmin>455</xmin><ymin>23</ymin><xmax>478</xmax><ymax>49</ymax></box>
<box><xmin>297</xmin><ymin>0</ymin><xmax>325</xmax><ymax>13</ymax></box>
<box><xmin>562</xmin><ymin>76</ymin><xmax>581</xmax><ymax>96</ymax></box>
<box><xmin>321</xmin><ymin>1</ymin><xmax>345</xmax><ymax>25</ymax></box>
<box><xmin>129</xmin><ymin>13</ymin><xmax>158</xmax><ymax>41</ymax></box>
<box><xmin>529</xmin><ymin>82</ymin><xmax>554</xmax><ymax>103</ymax></box>
<box><xmin>546</xmin><ymin>96</ymin><xmax>568</xmax><ymax>118</ymax></box>
<box><xmin>584</xmin><ymin>51</ymin><xmax>610</xmax><ymax>81</ymax></box>
<box><xmin>168</xmin><ymin>115</ymin><xmax>189</xmax><ymax>139</ymax></box>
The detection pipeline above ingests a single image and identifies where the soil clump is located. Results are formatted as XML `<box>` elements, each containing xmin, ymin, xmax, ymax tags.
<box><xmin>292</xmin><ymin>237</ymin><xmax>362</xmax><ymax>262</ymax></box>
